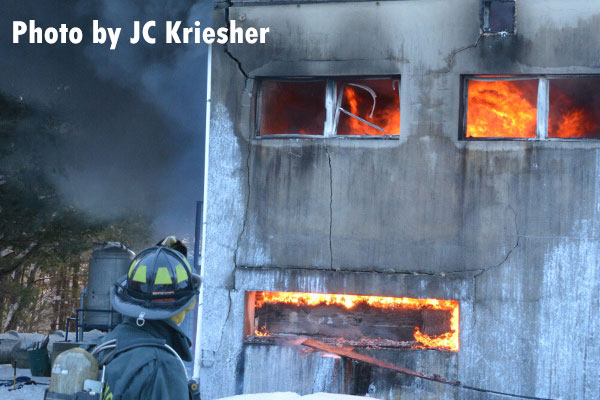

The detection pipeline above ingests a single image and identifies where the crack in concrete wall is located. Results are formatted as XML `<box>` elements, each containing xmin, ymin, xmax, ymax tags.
<box><xmin>473</xmin><ymin>206</ymin><xmax>520</xmax><ymax>300</ymax></box>
<box><xmin>223</xmin><ymin>2</ymin><xmax>249</xmax><ymax>79</ymax></box>
<box><xmin>216</xmin><ymin>290</ymin><xmax>234</xmax><ymax>354</ymax></box>
<box><xmin>233</xmin><ymin>140</ymin><xmax>252</xmax><ymax>272</ymax></box>
<box><xmin>477</xmin><ymin>205</ymin><xmax>521</xmax><ymax>277</ymax></box>
<box><xmin>325</xmin><ymin>144</ymin><xmax>334</xmax><ymax>270</ymax></box>
<box><xmin>235</xmin><ymin>264</ymin><xmax>478</xmax><ymax>278</ymax></box>
<box><xmin>428</xmin><ymin>34</ymin><xmax>482</xmax><ymax>74</ymax></box>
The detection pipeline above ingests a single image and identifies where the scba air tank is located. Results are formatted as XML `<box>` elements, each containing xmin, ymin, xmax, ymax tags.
<box><xmin>46</xmin><ymin>348</ymin><xmax>99</xmax><ymax>398</ymax></box>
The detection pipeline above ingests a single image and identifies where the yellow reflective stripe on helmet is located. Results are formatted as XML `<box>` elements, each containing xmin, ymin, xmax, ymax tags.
<box><xmin>128</xmin><ymin>259</ymin><xmax>140</xmax><ymax>277</ymax></box>
<box><xmin>132</xmin><ymin>265</ymin><xmax>147</xmax><ymax>283</ymax></box>
<box><xmin>175</xmin><ymin>264</ymin><xmax>188</xmax><ymax>283</ymax></box>
<box><xmin>155</xmin><ymin>267</ymin><xmax>173</xmax><ymax>285</ymax></box>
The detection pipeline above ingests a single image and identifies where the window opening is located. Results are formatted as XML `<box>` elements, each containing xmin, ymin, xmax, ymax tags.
<box><xmin>257</xmin><ymin>77</ymin><xmax>400</xmax><ymax>138</ymax></box>
<box><xmin>335</xmin><ymin>79</ymin><xmax>400</xmax><ymax>136</ymax></box>
<box><xmin>258</xmin><ymin>80</ymin><xmax>327</xmax><ymax>136</ymax></box>
<box><xmin>463</xmin><ymin>75</ymin><xmax>600</xmax><ymax>140</ymax></box>
<box><xmin>466</xmin><ymin>79</ymin><xmax>538</xmax><ymax>138</ymax></box>
<box><xmin>481</xmin><ymin>0</ymin><xmax>516</xmax><ymax>35</ymax></box>
<box><xmin>244</xmin><ymin>291</ymin><xmax>459</xmax><ymax>352</ymax></box>
<box><xmin>548</xmin><ymin>78</ymin><xmax>600</xmax><ymax>139</ymax></box>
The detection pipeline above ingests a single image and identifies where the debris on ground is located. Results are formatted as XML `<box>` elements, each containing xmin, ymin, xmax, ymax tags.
<box><xmin>0</xmin><ymin>364</ymin><xmax>50</xmax><ymax>400</ymax></box>
<box><xmin>218</xmin><ymin>393</ymin><xmax>374</xmax><ymax>400</ymax></box>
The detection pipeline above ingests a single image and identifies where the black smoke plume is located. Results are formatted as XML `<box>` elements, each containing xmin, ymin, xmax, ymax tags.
<box><xmin>0</xmin><ymin>0</ymin><xmax>212</xmax><ymax>242</ymax></box>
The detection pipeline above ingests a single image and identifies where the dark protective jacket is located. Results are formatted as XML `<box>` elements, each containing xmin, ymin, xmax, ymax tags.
<box><xmin>98</xmin><ymin>317</ymin><xmax>193</xmax><ymax>400</ymax></box>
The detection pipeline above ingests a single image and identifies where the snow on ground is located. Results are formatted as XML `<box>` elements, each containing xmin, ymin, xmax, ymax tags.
<box><xmin>218</xmin><ymin>393</ymin><xmax>373</xmax><ymax>400</ymax></box>
<box><xmin>303</xmin><ymin>395</ymin><xmax>373</xmax><ymax>400</ymax></box>
<box><xmin>0</xmin><ymin>364</ymin><xmax>49</xmax><ymax>400</ymax></box>
<box><xmin>218</xmin><ymin>393</ymin><xmax>302</xmax><ymax>400</ymax></box>
<box><xmin>1</xmin><ymin>363</ymin><xmax>374</xmax><ymax>400</ymax></box>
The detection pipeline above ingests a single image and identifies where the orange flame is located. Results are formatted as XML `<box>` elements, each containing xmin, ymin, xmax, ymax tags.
<box><xmin>340</xmin><ymin>84</ymin><xmax>400</xmax><ymax>136</ymax></box>
<box><xmin>255</xmin><ymin>291</ymin><xmax>459</xmax><ymax>352</ymax></box>
<box><xmin>552</xmin><ymin>110</ymin><xmax>592</xmax><ymax>138</ymax></box>
<box><xmin>254</xmin><ymin>325</ymin><xmax>269</xmax><ymax>337</ymax></box>
<box><xmin>466</xmin><ymin>80</ymin><xmax>537</xmax><ymax>138</ymax></box>
<box><xmin>548</xmin><ymin>89</ymin><xmax>600</xmax><ymax>138</ymax></box>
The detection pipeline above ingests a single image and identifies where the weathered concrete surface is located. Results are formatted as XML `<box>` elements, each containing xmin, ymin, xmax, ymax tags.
<box><xmin>198</xmin><ymin>0</ymin><xmax>600</xmax><ymax>399</ymax></box>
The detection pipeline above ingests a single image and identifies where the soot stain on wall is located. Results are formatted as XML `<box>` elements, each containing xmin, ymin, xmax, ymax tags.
<box><xmin>199</xmin><ymin>1</ymin><xmax>600</xmax><ymax>399</ymax></box>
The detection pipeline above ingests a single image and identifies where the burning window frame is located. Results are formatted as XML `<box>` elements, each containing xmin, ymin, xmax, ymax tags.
<box><xmin>255</xmin><ymin>76</ymin><xmax>401</xmax><ymax>139</ymax></box>
<box><xmin>460</xmin><ymin>75</ymin><xmax>600</xmax><ymax>141</ymax></box>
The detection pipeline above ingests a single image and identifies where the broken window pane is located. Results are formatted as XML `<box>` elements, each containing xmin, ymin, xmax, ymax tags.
<box><xmin>336</xmin><ymin>78</ymin><xmax>400</xmax><ymax>136</ymax></box>
<box><xmin>259</xmin><ymin>80</ymin><xmax>326</xmax><ymax>136</ymax></box>
<box><xmin>466</xmin><ymin>79</ymin><xmax>538</xmax><ymax>138</ymax></box>
<box><xmin>482</xmin><ymin>0</ymin><xmax>515</xmax><ymax>34</ymax></box>
<box><xmin>548</xmin><ymin>78</ymin><xmax>600</xmax><ymax>139</ymax></box>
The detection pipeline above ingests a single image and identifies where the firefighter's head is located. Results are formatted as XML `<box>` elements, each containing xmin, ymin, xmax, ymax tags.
<box><xmin>110</xmin><ymin>240</ymin><xmax>200</xmax><ymax>325</ymax></box>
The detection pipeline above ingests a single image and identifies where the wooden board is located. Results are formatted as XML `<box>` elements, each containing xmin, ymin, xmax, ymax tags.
<box><xmin>245</xmin><ymin>335</ymin><xmax>417</xmax><ymax>349</ymax></box>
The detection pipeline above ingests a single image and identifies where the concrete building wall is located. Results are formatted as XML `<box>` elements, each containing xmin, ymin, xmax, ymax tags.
<box><xmin>197</xmin><ymin>1</ymin><xmax>600</xmax><ymax>399</ymax></box>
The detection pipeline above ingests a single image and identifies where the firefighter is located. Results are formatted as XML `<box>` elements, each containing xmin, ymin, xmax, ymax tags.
<box><xmin>95</xmin><ymin>237</ymin><xmax>201</xmax><ymax>400</ymax></box>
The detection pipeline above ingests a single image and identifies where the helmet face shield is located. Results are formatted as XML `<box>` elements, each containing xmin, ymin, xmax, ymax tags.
<box><xmin>111</xmin><ymin>246</ymin><xmax>200</xmax><ymax>320</ymax></box>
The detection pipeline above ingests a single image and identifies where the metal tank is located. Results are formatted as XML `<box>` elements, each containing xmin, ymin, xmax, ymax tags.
<box><xmin>86</xmin><ymin>242</ymin><xmax>135</xmax><ymax>328</ymax></box>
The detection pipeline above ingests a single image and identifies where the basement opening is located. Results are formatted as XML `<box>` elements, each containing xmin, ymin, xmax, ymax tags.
<box><xmin>462</xmin><ymin>75</ymin><xmax>600</xmax><ymax>140</ymax></box>
<box><xmin>257</xmin><ymin>77</ymin><xmax>400</xmax><ymax>138</ymax></box>
<box><xmin>244</xmin><ymin>291</ymin><xmax>459</xmax><ymax>352</ymax></box>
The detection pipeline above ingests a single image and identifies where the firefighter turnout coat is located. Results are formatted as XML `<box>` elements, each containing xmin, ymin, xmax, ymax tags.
<box><xmin>97</xmin><ymin>317</ymin><xmax>193</xmax><ymax>400</ymax></box>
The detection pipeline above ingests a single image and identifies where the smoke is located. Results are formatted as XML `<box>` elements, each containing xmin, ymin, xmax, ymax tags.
<box><xmin>0</xmin><ymin>0</ymin><xmax>213</xmax><ymax>241</ymax></box>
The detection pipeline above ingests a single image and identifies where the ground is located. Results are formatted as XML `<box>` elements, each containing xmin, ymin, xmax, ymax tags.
<box><xmin>1</xmin><ymin>363</ymin><xmax>372</xmax><ymax>400</ymax></box>
<box><xmin>219</xmin><ymin>394</ymin><xmax>372</xmax><ymax>399</ymax></box>
<box><xmin>0</xmin><ymin>364</ymin><xmax>50</xmax><ymax>400</ymax></box>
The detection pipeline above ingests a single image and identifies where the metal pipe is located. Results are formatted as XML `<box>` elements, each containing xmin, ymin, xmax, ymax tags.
<box><xmin>191</xmin><ymin>200</ymin><xmax>203</xmax><ymax>371</ymax></box>
<box><xmin>79</xmin><ymin>288</ymin><xmax>87</xmax><ymax>340</ymax></box>
<box><xmin>64</xmin><ymin>318</ymin><xmax>77</xmax><ymax>342</ymax></box>
<box><xmin>193</xmin><ymin>42</ymin><xmax>212</xmax><ymax>381</ymax></box>
<box><xmin>76</xmin><ymin>309</ymin><xmax>80</xmax><ymax>342</ymax></box>
<box><xmin>193</xmin><ymin>201</ymin><xmax>203</xmax><ymax>273</ymax></box>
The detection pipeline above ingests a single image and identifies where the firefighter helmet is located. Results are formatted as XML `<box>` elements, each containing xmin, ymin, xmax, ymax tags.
<box><xmin>110</xmin><ymin>246</ymin><xmax>200</xmax><ymax>321</ymax></box>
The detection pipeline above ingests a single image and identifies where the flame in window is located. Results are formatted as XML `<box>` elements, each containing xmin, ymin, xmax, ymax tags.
<box><xmin>254</xmin><ymin>325</ymin><xmax>269</xmax><ymax>336</ymax></box>
<box><xmin>259</xmin><ymin>80</ymin><xmax>327</xmax><ymax>135</ymax></box>
<box><xmin>466</xmin><ymin>80</ymin><xmax>538</xmax><ymax>138</ymax></box>
<box><xmin>337</xmin><ymin>80</ymin><xmax>400</xmax><ymax>136</ymax></box>
<box><xmin>548</xmin><ymin>78</ymin><xmax>600</xmax><ymax>138</ymax></box>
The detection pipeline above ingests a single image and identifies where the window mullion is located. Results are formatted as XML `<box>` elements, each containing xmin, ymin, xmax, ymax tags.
<box><xmin>537</xmin><ymin>77</ymin><xmax>549</xmax><ymax>140</ymax></box>
<box><xmin>324</xmin><ymin>80</ymin><xmax>336</xmax><ymax>137</ymax></box>
<box><xmin>256</xmin><ymin>81</ymin><xmax>263</xmax><ymax>137</ymax></box>
<box><xmin>332</xmin><ymin>82</ymin><xmax>344</xmax><ymax>136</ymax></box>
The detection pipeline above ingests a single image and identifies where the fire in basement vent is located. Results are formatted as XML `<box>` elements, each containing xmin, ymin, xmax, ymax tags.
<box><xmin>244</xmin><ymin>291</ymin><xmax>459</xmax><ymax>352</ymax></box>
